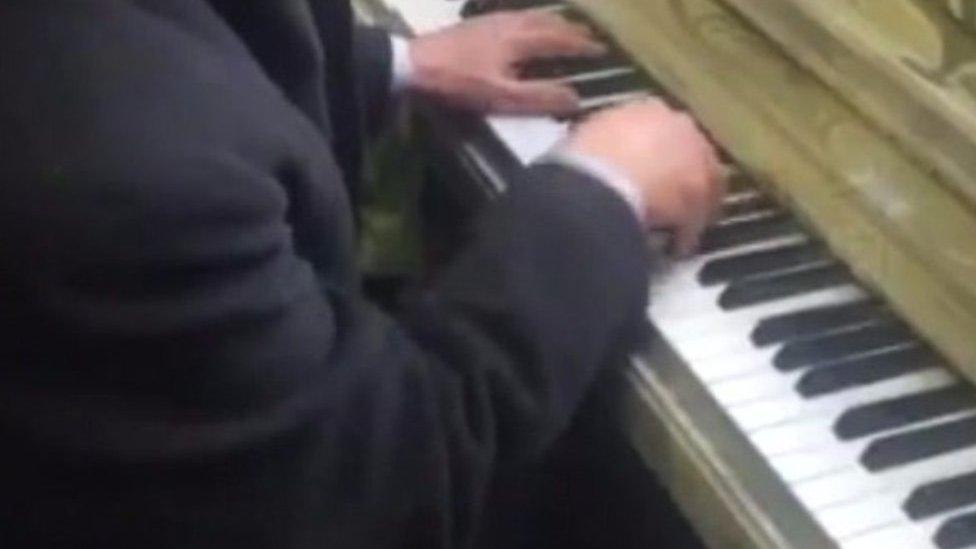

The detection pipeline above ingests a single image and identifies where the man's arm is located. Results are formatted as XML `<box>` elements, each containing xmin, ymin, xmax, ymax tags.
<box><xmin>0</xmin><ymin>4</ymin><xmax>650</xmax><ymax>547</ymax></box>
<box><xmin>0</xmin><ymin>155</ymin><xmax>650</xmax><ymax>548</ymax></box>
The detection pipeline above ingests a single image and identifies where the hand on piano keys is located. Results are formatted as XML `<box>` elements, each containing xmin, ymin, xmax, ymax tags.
<box><xmin>562</xmin><ymin>99</ymin><xmax>725</xmax><ymax>256</ymax></box>
<box><xmin>404</xmin><ymin>1</ymin><xmax>728</xmax><ymax>254</ymax></box>
<box><xmin>407</xmin><ymin>9</ymin><xmax>608</xmax><ymax>114</ymax></box>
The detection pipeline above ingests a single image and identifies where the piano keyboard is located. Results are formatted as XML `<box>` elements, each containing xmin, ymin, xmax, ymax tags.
<box><xmin>374</xmin><ymin>0</ymin><xmax>976</xmax><ymax>547</ymax></box>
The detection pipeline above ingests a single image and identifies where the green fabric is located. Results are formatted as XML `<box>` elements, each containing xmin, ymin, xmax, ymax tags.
<box><xmin>358</xmin><ymin>110</ymin><xmax>426</xmax><ymax>277</ymax></box>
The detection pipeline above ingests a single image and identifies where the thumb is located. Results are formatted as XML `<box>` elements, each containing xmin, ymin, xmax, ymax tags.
<box><xmin>673</xmin><ymin>198</ymin><xmax>710</xmax><ymax>258</ymax></box>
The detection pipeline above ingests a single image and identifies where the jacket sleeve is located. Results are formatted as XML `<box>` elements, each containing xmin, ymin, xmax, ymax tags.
<box><xmin>0</xmin><ymin>6</ymin><xmax>651</xmax><ymax>549</ymax></box>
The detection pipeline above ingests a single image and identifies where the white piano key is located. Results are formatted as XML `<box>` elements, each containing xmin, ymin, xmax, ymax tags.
<box><xmin>654</xmin><ymin>283</ymin><xmax>862</xmax><ymax>338</ymax></box>
<box><xmin>816</xmin><ymin>494</ymin><xmax>905</xmax><ymax>539</ymax></box>
<box><xmin>769</xmin><ymin>446</ymin><xmax>861</xmax><ymax>483</ymax></box>
<box><xmin>821</xmin><ymin>489</ymin><xmax>976</xmax><ymax>546</ymax></box>
<box><xmin>665</xmin><ymin>301</ymin><xmax>879</xmax><ymax>355</ymax></box>
<box><xmin>731</xmin><ymin>394</ymin><xmax>833</xmax><ymax>432</ymax></box>
<box><xmin>381</xmin><ymin>0</ymin><xmax>463</xmax><ymax>33</ymax></box>
<box><xmin>650</xmin><ymin>282</ymin><xmax>727</xmax><ymax>318</ymax></box>
<box><xmin>679</xmin><ymin>298</ymin><xmax>877</xmax><ymax>360</ymax></box>
<box><xmin>793</xmin><ymin>445</ymin><xmax>976</xmax><ymax>511</ymax></box>
<box><xmin>578</xmin><ymin>91</ymin><xmax>651</xmax><ymax>110</ymax></box>
<box><xmin>838</xmin><ymin>502</ymin><xmax>976</xmax><ymax>549</ymax></box>
<box><xmin>485</xmin><ymin>116</ymin><xmax>569</xmax><ymax>165</ymax></box>
<box><xmin>714</xmin><ymin>208</ymin><xmax>787</xmax><ymax>227</ymax></box>
<box><xmin>764</xmin><ymin>409</ymin><xmax>975</xmax><ymax>483</ymax></box>
<box><xmin>559</xmin><ymin>66</ymin><xmax>636</xmax><ymax>83</ymax></box>
<box><xmin>666</xmin><ymin>323</ymin><xmax>777</xmax><ymax>362</ymax></box>
<box><xmin>751</xmin><ymin>414</ymin><xmax>841</xmax><ymax>456</ymax></box>
<box><xmin>708</xmin><ymin>369</ymin><xmax>802</xmax><ymax>406</ymax></box>
<box><xmin>709</xmin><ymin>359</ymin><xmax>952</xmax><ymax>408</ymax></box>
<box><xmin>724</xmin><ymin>187</ymin><xmax>761</xmax><ymax>201</ymax></box>
<box><xmin>485</xmin><ymin>92</ymin><xmax>660</xmax><ymax>167</ymax></box>
<box><xmin>840</xmin><ymin>521</ymin><xmax>932</xmax><ymax>549</ymax></box>
<box><xmin>648</xmin><ymin>235</ymin><xmax>805</xmax><ymax>292</ymax></box>
<box><xmin>728</xmin><ymin>368</ymin><xmax>958</xmax><ymax>432</ymax></box>
<box><xmin>651</xmin><ymin>278</ymin><xmax>862</xmax><ymax>330</ymax></box>
<box><xmin>680</xmin><ymin>347</ymin><xmax>779</xmax><ymax>382</ymax></box>
<box><xmin>674</xmin><ymin>331</ymin><xmax>769</xmax><ymax>361</ymax></box>
<box><xmin>826</xmin><ymin>484</ymin><xmax>969</xmax><ymax>544</ymax></box>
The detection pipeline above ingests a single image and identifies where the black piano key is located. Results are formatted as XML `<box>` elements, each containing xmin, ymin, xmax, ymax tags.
<box><xmin>861</xmin><ymin>415</ymin><xmax>976</xmax><ymax>472</ymax></box>
<box><xmin>717</xmin><ymin>147</ymin><xmax>736</xmax><ymax>164</ymax></box>
<box><xmin>726</xmin><ymin>170</ymin><xmax>755</xmax><ymax>194</ymax></box>
<box><xmin>462</xmin><ymin>0</ymin><xmax>562</xmax><ymax>18</ymax></box>
<box><xmin>698</xmin><ymin>243</ymin><xmax>827</xmax><ymax>286</ymax></box>
<box><xmin>556</xmin><ymin>103</ymin><xmax>605</xmax><ymax>123</ymax></box>
<box><xmin>905</xmin><ymin>470</ymin><xmax>976</xmax><ymax>521</ymax></box>
<box><xmin>570</xmin><ymin>70</ymin><xmax>649</xmax><ymax>99</ymax></box>
<box><xmin>936</xmin><ymin>511</ymin><xmax>976</xmax><ymax>549</ymax></box>
<box><xmin>461</xmin><ymin>0</ymin><xmax>488</xmax><ymax>18</ymax></box>
<box><xmin>461</xmin><ymin>0</ymin><xmax>495</xmax><ymax>18</ymax></box>
<box><xmin>797</xmin><ymin>345</ymin><xmax>935</xmax><ymax>398</ymax></box>
<box><xmin>520</xmin><ymin>50</ymin><xmax>629</xmax><ymax>80</ymax></box>
<box><xmin>752</xmin><ymin>300</ymin><xmax>881</xmax><ymax>346</ymax></box>
<box><xmin>774</xmin><ymin>322</ymin><xmax>914</xmax><ymax>371</ymax></box>
<box><xmin>698</xmin><ymin>211</ymin><xmax>800</xmax><ymax>254</ymax></box>
<box><xmin>718</xmin><ymin>264</ymin><xmax>850</xmax><ymax>310</ymax></box>
<box><xmin>835</xmin><ymin>385</ymin><xmax>976</xmax><ymax>441</ymax></box>
<box><xmin>720</xmin><ymin>192</ymin><xmax>775</xmax><ymax>219</ymax></box>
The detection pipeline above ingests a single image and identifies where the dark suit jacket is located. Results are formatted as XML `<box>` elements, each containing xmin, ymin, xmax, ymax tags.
<box><xmin>0</xmin><ymin>1</ymin><xmax>650</xmax><ymax>547</ymax></box>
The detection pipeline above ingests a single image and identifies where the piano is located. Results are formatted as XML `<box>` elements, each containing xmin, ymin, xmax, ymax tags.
<box><xmin>355</xmin><ymin>0</ymin><xmax>976</xmax><ymax>547</ymax></box>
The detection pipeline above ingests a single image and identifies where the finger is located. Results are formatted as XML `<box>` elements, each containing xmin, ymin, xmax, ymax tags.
<box><xmin>673</xmin><ymin>197</ymin><xmax>709</xmax><ymax>258</ymax></box>
<box><xmin>510</xmin><ymin>18</ymin><xmax>607</xmax><ymax>59</ymax></box>
<box><xmin>710</xmin><ymin>154</ymin><xmax>729</xmax><ymax>222</ymax></box>
<box><xmin>512</xmin><ymin>31</ymin><xmax>607</xmax><ymax>61</ymax></box>
<box><xmin>673</xmin><ymin>172</ymin><xmax>712</xmax><ymax>257</ymax></box>
<box><xmin>698</xmin><ymin>137</ymin><xmax>725</xmax><ymax>221</ymax></box>
<box><xmin>520</xmin><ymin>10</ymin><xmax>595</xmax><ymax>37</ymax></box>
<box><xmin>674</xmin><ymin>113</ymin><xmax>722</xmax><ymax>222</ymax></box>
<box><xmin>702</xmin><ymin>138</ymin><xmax>729</xmax><ymax>222</ymax></box>
<box><xmin>491</xmin><ymin>80</ymin><xmax>580</xmax><ymax>115</ymax></box>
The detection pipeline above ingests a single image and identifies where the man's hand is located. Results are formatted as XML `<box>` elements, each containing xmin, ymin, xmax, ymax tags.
<box><xmin>564</xmin><ymin>100</ymin><xmax>725</xmax><ymax>256</ymax></box>
<box><xmin>407</xmin><ymin>11</ymin><xmax>606</xmax><ymax>114</ymax></box>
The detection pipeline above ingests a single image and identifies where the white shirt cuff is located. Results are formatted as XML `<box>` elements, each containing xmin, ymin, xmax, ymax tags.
<box><xmin>539</xmin><ymin>149</ymin><xmax>647</xmax><ymax>227</ymax></box>
<box><xmin>389</xmin><ymin>35</ymin><xmax>414</xmax><ymax>93</ymax></box>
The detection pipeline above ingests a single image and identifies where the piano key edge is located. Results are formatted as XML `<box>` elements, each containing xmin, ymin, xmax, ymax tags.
<box><xmin>620</xmin><ymin>329</ymin><xmax>836</xmax><ymax>549</ymax></box>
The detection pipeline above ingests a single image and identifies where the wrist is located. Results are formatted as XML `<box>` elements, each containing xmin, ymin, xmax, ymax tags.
<box><xmin>403</xmin><ymin>35</ymin><xmax>447</xmax><ymax>96</ymax></box>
